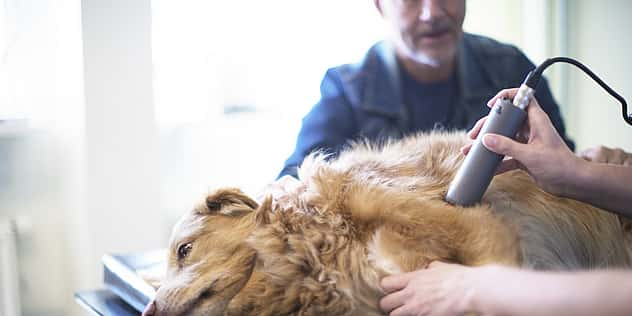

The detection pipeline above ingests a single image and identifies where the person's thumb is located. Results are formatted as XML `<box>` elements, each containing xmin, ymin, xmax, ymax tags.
<box><xmin>482</xmin><ymin>133</ymin><xmax>526</xmax><ymax>159</ymax></box>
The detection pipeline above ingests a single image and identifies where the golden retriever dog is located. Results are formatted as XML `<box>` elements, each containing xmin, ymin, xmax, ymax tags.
<box><xmin>150</xmin><ymin>131</ymin><xmax>632</xmax><ymax>316</ymax></box>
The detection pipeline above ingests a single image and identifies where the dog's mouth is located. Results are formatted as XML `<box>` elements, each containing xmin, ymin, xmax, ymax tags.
<box><xmin>174</xmin><ymin>255</ymin><xmax>258</xmax><ymax>316</ymax></box>
<box><xmin>175</xmin><ymin>278</ymin><xmax>219</xmax><ymax>316</ymax></box>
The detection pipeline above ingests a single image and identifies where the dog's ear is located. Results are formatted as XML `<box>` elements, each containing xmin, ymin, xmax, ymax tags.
<box><xmin>254</xmin><ymin>195</ymin><xmax>273</xmax><ymax>227</ymax></box>
<box><xmin>200</xmin><ymin>188</ymin><xmax>259</xmax><ymax>217</ymax></box>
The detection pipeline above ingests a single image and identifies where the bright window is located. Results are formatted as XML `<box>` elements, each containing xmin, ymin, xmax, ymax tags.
<box><xmin>151</xmin><ymin>1</ymin><xmax>386</xmax><ymax>211</ymax></box>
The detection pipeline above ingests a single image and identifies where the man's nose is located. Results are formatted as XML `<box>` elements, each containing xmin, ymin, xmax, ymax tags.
<box><xmin>419</xmin><ymin>0</ymin><xmax>446</xmax><ymax>22</ymax></box>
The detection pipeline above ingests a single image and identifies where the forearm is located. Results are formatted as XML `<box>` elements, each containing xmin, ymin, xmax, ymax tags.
<box><xmin>563</xmin><ymin>160</ymin><xmax>632</xmax><ymax>218</ymax></box>
<box><xmin>473</xmin><ymin>266</ymin><xmax>632</xmax><ymax>316</ymax></box>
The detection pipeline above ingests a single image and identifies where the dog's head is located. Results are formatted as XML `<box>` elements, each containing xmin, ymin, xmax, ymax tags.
<box><xmin>154</xmin><ymin>188</ymin><xmax>262</xmax><ymax>316</ymax></box>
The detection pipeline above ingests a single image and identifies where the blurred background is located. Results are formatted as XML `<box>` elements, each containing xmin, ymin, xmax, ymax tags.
<box><xmin>0</xmin><ymin>0</ymin><xmax>630</xmax><ymax>315</ymax></box>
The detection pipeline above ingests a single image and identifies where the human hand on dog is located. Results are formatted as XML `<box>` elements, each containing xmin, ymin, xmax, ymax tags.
<box><xmin>141</xmin><ymin>299</ymin><xmax>156</xmax><ymax>316</ymax></box>
<box><xmin>580</xmin><ymin>145</ymin><xmax>632</xmax><ymax>166</ymax></box>
<box><xmin>379</xmin><ymin>261</ymin><xmax>481</xmax><ymax>316</ymax></box>
<box><xmin>462</xmin><ymin>88</ymin><xmax>583</xmax><ymax>197</ymax></box>
<box><xmin>463</xmin><ymin>88</ymin><xmax>632</xmax><ymax>217</ymax></box>
<box><xmin>382</xmin><ymin>262</ymin><xmax>632</xmax><ymax>316</ymax></box>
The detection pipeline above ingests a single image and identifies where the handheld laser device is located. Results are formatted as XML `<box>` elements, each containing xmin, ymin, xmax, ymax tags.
<box><xmin>445</xmin><ymin>57</ymin><xmax>631</xmax><ymax>207</ymax></box>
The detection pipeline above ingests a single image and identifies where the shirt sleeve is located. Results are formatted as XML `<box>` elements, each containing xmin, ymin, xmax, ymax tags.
<box><xmin>277</xmin><ymin>68</ymin><xmax>357</xmax><ymax>179</ymax></box>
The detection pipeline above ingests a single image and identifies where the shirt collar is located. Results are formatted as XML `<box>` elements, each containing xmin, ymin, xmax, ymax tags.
<box><xmin>360</xmin><ymin>41</ymin><xmax>405</xmax><ymax>119</ymax></box>
<box><xmin>359</xmin><ymin>35</ymin><xmax>494</xmax><ymax>119</ymax></box>
<box><xmin>457</xmin><ymin>35</ymin><xmax>495</xmax><ymax>103</ymax></box>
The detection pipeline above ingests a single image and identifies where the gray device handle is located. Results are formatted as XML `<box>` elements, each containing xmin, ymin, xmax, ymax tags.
<box><xmin>445</xmin><ymin>98</ymin><xmax>527</xmax><ymax>206</ymax></box>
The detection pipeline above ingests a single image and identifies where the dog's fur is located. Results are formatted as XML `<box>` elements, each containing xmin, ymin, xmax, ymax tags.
<box><xmin>152</xmin><ymin>131</ymin><xmax>632</xmax><ymax>316</ymax></box>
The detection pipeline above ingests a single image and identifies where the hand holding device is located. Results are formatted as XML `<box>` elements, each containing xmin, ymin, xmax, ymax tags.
<box><xmin>446</xmin><ymin>57</ymin><xmax>630</xmax><ymax>207</ymax></box>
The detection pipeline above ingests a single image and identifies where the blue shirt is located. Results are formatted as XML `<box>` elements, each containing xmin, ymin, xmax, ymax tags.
<box><xmin>400</xmin><ymin>66</ymin><xmax>457</xmax><ymax>132</ymax></box>
<box><xmin>278</xmin><ymin>33</ymin><xmax>574</xmax><ymax>179</ymax></box>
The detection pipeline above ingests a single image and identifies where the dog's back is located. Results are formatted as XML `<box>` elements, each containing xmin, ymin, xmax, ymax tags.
<box><xmin>299</xmin><ymin>131</ymin><xmax>632</xmax><ymax>270</ymax></box>
<box><xmin>308</xmin><ymin>132</ymin><xmax>632</xmax><ymax>270</ymax></box>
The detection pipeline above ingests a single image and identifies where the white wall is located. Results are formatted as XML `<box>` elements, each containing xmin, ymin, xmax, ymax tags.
<box><xmin>566</xmin><ymin>0</ymin><xmax>632</xmax><ymax>151</ymax></box>
<box><xmin>82</xmin><ymin>0</ymin><xmax>165</xmax><ymax>259</ymax></box>
<box><xmin>1</xmin><ymin>1</ymin><xmax>168</xmax><ymax>315</ymax></box>
<box><xmin>0</xmin><ymin>1</ymin><xmax>84</xmax><ymax>315</ymax></box>
<box><xmin>151</xmin><ymin>0</ymin><xmax>387</xmax><ymax>217</ymax></box>
<box><xmin>464</xmin><ymin>0</ymin><xmax>524</xmax><ymax>49</ymax></box>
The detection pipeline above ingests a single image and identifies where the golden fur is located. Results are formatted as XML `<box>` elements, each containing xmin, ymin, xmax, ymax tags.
<box><xmin>152</xmin><ymin>131</ymin><xmax>632</xmax><ymax>316</ymax></box>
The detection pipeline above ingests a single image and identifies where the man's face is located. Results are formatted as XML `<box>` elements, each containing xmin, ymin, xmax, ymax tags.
<box><xmin>376</xmin><ymin>0</ymin><xmax>466</xmax><ymax>67</ymax></box>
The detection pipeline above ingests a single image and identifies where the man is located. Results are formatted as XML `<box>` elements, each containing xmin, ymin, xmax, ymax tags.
<box><xmin>278</xmin><ymin>0</ymin><xmax>573</xmax><ymax>178</ymax></box>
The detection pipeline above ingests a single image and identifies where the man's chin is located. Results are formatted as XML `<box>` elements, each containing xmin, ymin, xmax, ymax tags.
<box><xmin>411</xmin><ymin>44</ymin><xmax>460</xmax><ymax>67</ymax></box>
<box><xmin>393</xmin><ymin>37</ymin><xmax>458</xmax><ymax>69</ymax></box>
<box><xmin>407</xmin><ymin>52</ymin><xmax>441</xmax><ymax>67</ymax></box>
<box><xmin>411</xmin><ymin>35</ymin><xmax>461</xmax><ymax>66</ymax></box>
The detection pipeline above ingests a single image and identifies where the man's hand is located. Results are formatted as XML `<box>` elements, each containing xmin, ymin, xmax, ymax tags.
<box><xmin>379</xmin><ymin>262</ymin><xmax>479</xmax><ymax>316</ymax></box>
<box><xmin>581</xmin><ymin>146</ymin><xmax>632</xmax><ymax>166</ymax></box>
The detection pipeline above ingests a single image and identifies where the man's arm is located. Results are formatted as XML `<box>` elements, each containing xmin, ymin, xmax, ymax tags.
<box><xmin>278</xmin><ymin>69</ymin><xmax>357</xmax><ymax>179</ymax></box>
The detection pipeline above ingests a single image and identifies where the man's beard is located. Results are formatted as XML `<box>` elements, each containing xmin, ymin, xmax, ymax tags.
<box><xmin>401</xmin><ymin>44</ymin><xmax>441</xmax><ymax>67</ymax></box>
<box><xmin>394</xmin><ymin>36</ymin><xmax>441</xmax><ymax>68</ymax></box>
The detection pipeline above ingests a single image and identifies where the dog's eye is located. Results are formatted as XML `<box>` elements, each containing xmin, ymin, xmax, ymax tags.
<box><xmin>177</xmin><ymin>243</ymin><xmax>193</xmax><ymax>261</ymax></box>
<box><xmin>206</xmin><ymin>201</ymin><xmax>222</xmax><ymax>211</ymax></box>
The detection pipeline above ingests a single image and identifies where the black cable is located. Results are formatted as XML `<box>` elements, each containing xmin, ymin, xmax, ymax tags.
<box><xmin>524</xmin><ymin>57</ymin><xmax>631</xmax><ymax>126</ymax></box>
